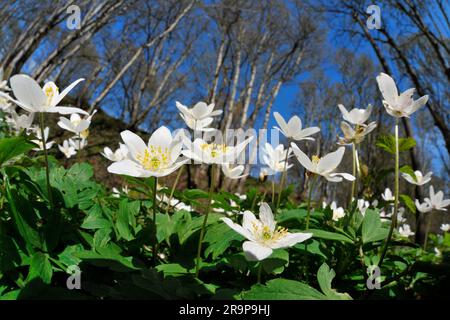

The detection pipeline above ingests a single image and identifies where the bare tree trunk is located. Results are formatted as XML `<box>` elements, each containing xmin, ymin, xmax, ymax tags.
<box><xmin>88</xmin><ymin>1</ymin><xmax>195</xmax><ymax>112</ymax></box>
<box><xmin>224</xmin><ymin>45</ymin><xmax>242</xmax><ymax>130</ymax></box>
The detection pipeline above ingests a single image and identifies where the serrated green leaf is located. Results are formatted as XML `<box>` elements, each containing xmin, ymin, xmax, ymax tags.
<box><xmin>400</xmin><ymin>194</ymin><xmax>416</xmax><ymax>213</ymax></box>
<box><xmin>0</xmin><ymin>136</ymin><xmax>35</xmax><ymax>166</ymax></box>
<box><xmin>309</xmin><ymin>229</ymin><xmax>354</xmax><ymax>244</ymax></box>
<box><xmin>317</xmin><ymin>263</ymin><xmax>352</xmax><ymax>300</ymax></box>
<box><xmin>243</xmin><ymin>278</ymin><xmax>326</xmax><ymax>300</ymax></box>
<box><xmin>26</xmin><ymin>252</ymin><xmax>52</xmax><ymax>284</ymax></box>
<box><xmin>362</xmin><ymin>209</ymin><xmax>388</xmax><ymax>243</ymax></box>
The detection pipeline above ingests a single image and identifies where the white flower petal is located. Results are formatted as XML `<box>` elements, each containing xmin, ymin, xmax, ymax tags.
<box><xmin>270</xmin><ymin>232</ymin><xmax>312</xmax><ymax>249</ymax></box>
<box><xmin>107</xmin><ymin>159</ymin><xmax>145</xmax><ymax>177</ymax></box>
<box><xmin>243</xmin><ymin>241</ymin><xmax>273</xmax><ymax>261</ymax></box>
<box><xmin>120</xmin><ymin>130</ymin><xmax>147</xmax><ymax>159</ymax></box>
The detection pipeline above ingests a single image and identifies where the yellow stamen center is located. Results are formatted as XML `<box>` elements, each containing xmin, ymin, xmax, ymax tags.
<box><xmin>200</xmin><ymin>143</ymin><xmax>229</xmax><ymax>158</ymax></box>
<box><xmin>252</xmin><ymin>223</ymin><xmax>288</xmax><ymax>244</ymax></box>
<box><xmin>136</xmin><ymin>146</ymin><xmax>170</xmax><ymax>171</ymax></box>
<box><xmin>44</xmin><ymin>85</ymin><xmax>58</xmax><ymax>105</ymax></box>
<box><xmin>80</xmin><ymin>129</ymin><xmax>89</xmax><ymax>139</ymax></box>
<box><xmin>312</xmin><ymin>155</ymin><xmax>320</xmax><ymax>164</ymax></box>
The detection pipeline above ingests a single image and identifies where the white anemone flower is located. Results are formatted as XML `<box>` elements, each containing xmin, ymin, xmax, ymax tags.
<box><xmin>180</xmin><ymin>114</ymin><xmax>215</xmax><ymax>132</ymax></box>
<box><xmin>424</xmin><ymin>186</ymin><xmax>450</xmax><ymax>211</ymax></box>
<box><xmin>415</xmin><ymin>199</ymin><xmax>432</xmax><ymax>213</ymax></box>
<box><xmin>102</xmin><ymin>144</ymin><xmax>129</xmax><ymax>162</ymax></box>
<box><xmin>357</xmin><ymin>199</ymin><xmax>370</xmax><ymax>216</ymax></box>
<box><xmin>1</xmin><ymin>74</ymin><xmax>87</xmax><ymax>115</ymax></box>
<box><xmin>376</xmin><ymin>73</ymin><xmax>429</xmax><ymax>118</ymax></box>
<box><xmin>182</xmin><ymin>136</ymin><xmax>253</xmax><ymax>165</ymax></box>
<box><xmin>58</xmin><ymin>140</ymin><xmax>77</xmax><ymax>158</ymax></box>
<box><xmin>113</xmin><ymin>186</ymin><xmax>129</xmax><ymax>198</ymax></box>
<box><xmin>290</xmin><ymin>143</ymin><xmax>355</xmax><ymax>182</ymax></box>
<box><xmin>398</xmin><ymin>224</ymin><xmax>414</xmax><ymax>238</ymax></box>
<box><xmin>31</xmin><ymin>127</ymin><xmax>54</xmax><ymax>151</ymax></box>
<box><xmin>69</xmin><ymin>137</ymin><xmax>87</xmax><ymax>151</ymax></box>
<box><xmin>330</xmin><ymin>201</ymin><xmax>345</xmax><ymax>221</ymax></box>
<box><xmin>262</xmin><ymin>143</ymin><xmax>293</xmax><ymax>175</ymax></box>
<box><xmin>176</xmin><ymin>101</ymin><xmax>222</xmax><ymax>121</ymax></box>
<box><xmin>7</xmin><ymin>109</ymin><xmax>35</xmax><ymax>131</ymax></box>
<box><xmin>397</xmin><ymin>207</ymin><xmax>406</xmax><ymax>224</ymax></box>
<box><xmin>382</xmin><ymin>188</ymin><xmax>395</xmax><ymax>201</ymax></box>
<box><xmin>108</xmin><ymin>126</ymin><xmax>188</xmax><ymax>178</ymax></box>
<box><xmin>337</xmin><ymin>104</ymin><xmax>373</xmax><ymax>126</ymax></box>
<box><xmin>235</xmin><ymin>193</ymin><xmax>247</xmax><ymax>201</ymax></box>
<box><xmin>401</xmin><ymin>170</ymin><xmax>432</xmax><ymax>186</ymax></box>
<box><xmin>434</xmin><ymin>247</ymin><xmax>442</xmax><ymax>257</ymax></box>
<box><xmin>158</xmin><ymin>194</ymin><xmax>191</xmax><ymax>211</ymax></box>
<box><xmin>337</xmin><ymin>121</ymin><xmax>377</xmax><ymax>145</ymax></box>
<box><xmin>440</xmin><ymin>224</ymin><xmax>450</xmax><ymax>232</ymax></box>
<box><xmin>222</xmin><ymin>164</ymin><xmax>247</xmax><ymax>179</ymax></box>
<box><xmin>221</xmin><ymin>202</ymin><xmax>312</xmax><ymax>261</ymax></box>
<box><xmin>58</xmin><ymin>109</ymin><xmax>97</xmax><ymax>136</ymax></box>
<box><xmin>273</xmin><ymin>112</ymin><xmax>320</xmax><ymax>141</ymax></box>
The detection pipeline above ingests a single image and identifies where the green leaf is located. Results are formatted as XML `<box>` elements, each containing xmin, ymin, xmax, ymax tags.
<box><xmin>277</xmin><ymin>209</ymin><xmax>306</xmax><ymax>223</ymax></box>
<box><xmin>262</xmin><ymin>249</ymin><xmax>289</xmax><ymax>275</ymax></box>
<box><xmin>398</xmin><ymin>137</ymin><xmax>416</xmax><ymax>152</ymax></box>
<box><xmin>75</xmin><ymin>245</ymin><xmax>143</xmax><ymax>272</ymax></box>
<box><xmin>376</xmin><ymin>135</ymin><xmax>416</xmax><ymax>154</ymax></box>
<box><xmin>57</xmin><ymin>244</ymin><xmax>83</xmax><ymax>268</ymax></box>
<box><xmin>309</xmin><ymin>229</ymin><xmax>354</xmax><ymax>244</ymax></box>
<box><xmin>0</xmin><ymin>136</ymin><xmax>35</xmax><ymax>166</ymax></box>
<box><xmin>4</xmin><ymin>174</ymin><xmax>41</xmax><ymax>251</ymax></box>
<box><xmin>81</xmin><ymin>204</ymin><xmax>112</xmax><ymax>230</ymax></box>
<box><xmin>317</xmin><ymin>263</ymin><xmax>352</xmax><ymax>300</ymax></box>
<box><xmin>0</xmin><ymin>232</ymin><xmax>21</xmax><ymax>272</ymax></box>
<box><xmin>204</xmin><ymin>222</ymin><xmax>243</xmax><ymax>259</ymax></box>
<box><xmin>26</xmin><ymin>252</ymin><xmax>53</xmax><ymax>284</ymax></box>
<box><xmin>400</xmin><ymin>165</ymin><xmax>417</xmax><ymax>182</ymax></box>
<box><xmin>116</xmin><ymin>199</ymin><xmax>138</xmax><ymax>241</ymax></box>
<box><xmin>156</xmin><ymin>263</ymin><xmax>190</xmax><ymax>276</ymax></box>
<box><xmin>400</xmin><ymin>194</ymin><xmax>416</xmax><ymax>213</ymax></box>
<box><xmin>243</xmin><ymin>278</ymin><xmax>326</xmax><ymax>300</ymax></box>
<box><xmin>183</xmin><ymin>189</ymin><xmax>209</xmax><ymax>200</ymax></box>
<box><xmin>376</xmin><ymin>135</ymin><xmax>396</xmax><ymax>154</ymax></box>
<box><xmin>93</xmin><ymin>228</ymin><xmax>112</xmax><ymax>249</ymax></box>
<box><xmin>362</xmin><ymin>209</ymin><xmax>388</xmax><ymax>243</ymax></box>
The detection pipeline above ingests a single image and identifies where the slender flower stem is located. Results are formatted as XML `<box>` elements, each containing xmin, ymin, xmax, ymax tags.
<box><xmin>257</xmin><ymin>263</ymin><xmax>263</xmax><ymax>284</ymax></box>
<box><xmin>271</xmin><ymin>180</ymin><xmax>275</xmax><ymax>207</ymax></box>
<box><xmin>379</xmin><ymin>120</ymin><xmax>399</xmax><ymax>268</ymax></box>
<box><xmin>305</xmin><ymin>175</ymin><xmax>317</xmax><ymax>230</ymax></box>
<box><xmin>165</xmin><ymin>165</ymin><xmax>184</xmax><ymax>216</ymax></box>
<box><xmin>276</xmin><ymin>146</ymin><xmax>290</xmax><ymax>212</ymax></box>
<box><xmin>195</xmin><ymin>165</ymin><xmax>215</xmax><ymax>278</ymax></box>
<box><xmin>423</xmin><ymin>211</ymin><xmax>432</xmax><ymax>250</ymax></box>
<box><xmin>39</xmin><ymin>113</ymin><xmax>53</xmax><ymax>209</ymax></box>
<box><xmin>152</xmin><ymin>177</ymin><xmax>158</xmax><ymax>264</ymax></box>
<box><xmin>350</xmin><ymin>142</ymin><xmax>357</xmax><ymax>206</ymax></box>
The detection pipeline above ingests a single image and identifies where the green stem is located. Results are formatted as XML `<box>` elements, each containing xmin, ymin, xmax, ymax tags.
<box><xmin>195</xmin><ymin>165</ymin><xmax>215</xmax><ymax>278</ymax></box>
<box><xmin>152</xmin><ymin>177</ymin><xmax>158</xmax><ymax>264</ymax></box>
<box><xmin>423</xmin><ymin>211</ymin><xmax>432</xmax><ymax>250</ymax></box>
<box><xmin>276</xmin><ymin>147</ymin><xmax>290</xmax><ymax>212</ymax></box>
<box><xmin>305</xmin><ymin>175</ymin><xmax>317</xmax><ymax>230</ymax></box>
<box><xmin>379</xmin><ymin>120</ymin><xmax>399</xmax><ymax>268</ymax></box>
<box><xmin>165</xmin><ymin>165</ymin><xmax>184</xmax><ymax>216</ymax></box>
<box><xmin>39</xmin><ymin>113</ymin><xmax>53</xmax><ymax>209</ymax></box>
<box><xmin>271</xmin><ymin>180</ymin><xmax>275</xmax><ymax>207</ymax></box>
<box><xmin>350</xmin><ymin>142</ymin><xmax>357</xmax><ymax>206</ymax></box>
<box><xmin>257</xmin><ymin>263</ymin><xmax>262</xmax><ymax>284</ymax></box>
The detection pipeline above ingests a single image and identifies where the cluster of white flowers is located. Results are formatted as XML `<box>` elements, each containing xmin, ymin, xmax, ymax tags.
<box><xmin>1</xmin><ymin>69</ymin><xmax>448</xmax><ymax>264</ymax></box>
<box><xmin>0</xmin><ymin>74</ymin><xmax>95</xmax><ymax>159</ymax></box>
